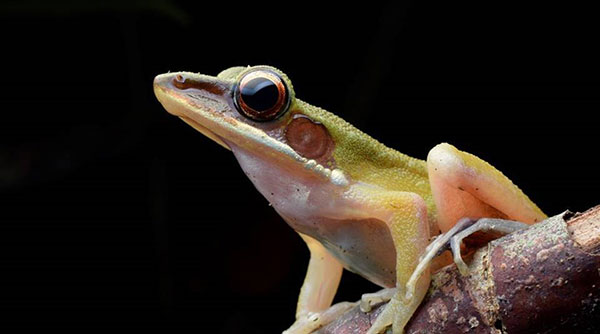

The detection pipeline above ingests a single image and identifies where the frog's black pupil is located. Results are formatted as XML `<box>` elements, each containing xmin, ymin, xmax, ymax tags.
<box><xmin>241</xmin><ymin>77</ymin><xmax>279</xmax><ymax>112</ymax></box>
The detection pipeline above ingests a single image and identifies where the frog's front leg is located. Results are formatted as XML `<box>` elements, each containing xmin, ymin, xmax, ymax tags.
<box><xmin>349</xmin><ymin>188</ymin><xmax>431</xmax><ymax>334</ymax></box>
<box><xmin>284</xmin><ymin>234</ymin><xmax>355</xmax><ymax>334</ymax></box>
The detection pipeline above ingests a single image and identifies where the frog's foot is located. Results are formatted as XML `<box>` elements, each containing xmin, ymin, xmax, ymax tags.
<box><xmin>360</xmin><ymin>288</ymin><xmax>396</xmax><ymax>312</ymax></box>
<box><xmin>366</xmin><ymin>290</ymin><xmax>423</xmax><ymax>334</ymax></box>
<box><xmin>365</xmin><ymin>297</ymin><xmax>395</xmax><ymax>334</ymax></box>
<box><xmin>283</xmin><ymin>301</ymin><xmax>357</xmax><ymax>334</ymax></box>
<box><xmin>405</xmin><ymin>218</ymin><xmax>528</xmax><ymax>298</ymax></box>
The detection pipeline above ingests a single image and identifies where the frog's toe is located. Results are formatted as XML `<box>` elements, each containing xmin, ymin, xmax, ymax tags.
<box><xmin>360</xmin><ymin>288</ymin><xmax>396</xmax><ymax>312</ymax></box>
<box><xmin>283</xmin><ymin>302</ymin><xmax>357</xmax><ymax>334</ymax></box>
<box><xmin>449</xmin><ymin>217</ymin><xmax>529</xmax><ymax>276</ymax></box>
<box><xmin>365</xmin><ymin>299</ymin><xmax>395</xmax><ymax>334</ymax></box>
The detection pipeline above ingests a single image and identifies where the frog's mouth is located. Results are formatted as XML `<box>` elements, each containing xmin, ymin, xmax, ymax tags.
<box><xmin>153</xmin><ymin>72</ymin><xmax>235</xmax><ymax>150</ymax></box>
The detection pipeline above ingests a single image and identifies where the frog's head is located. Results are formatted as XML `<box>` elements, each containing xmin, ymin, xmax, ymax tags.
<box><xmin>153</xmin><ymin>65</ymin><xmax>350</xmax><ymax>187</ymax></box>
<box><xmin>154</xmin><ymin>67</ymin><xmax>429</xmax><ymax>283</ymax></box>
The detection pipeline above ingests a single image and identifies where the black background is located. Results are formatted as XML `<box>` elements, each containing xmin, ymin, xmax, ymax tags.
<box><xmin>1</xmin><ymin>0</ymin><xmax>599</xmax><ymax>332</ymax></box>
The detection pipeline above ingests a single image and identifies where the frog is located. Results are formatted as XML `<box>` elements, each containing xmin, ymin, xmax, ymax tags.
<box><xmin>153</xmin><ymin>65</ymin><xmax>546</xmax><ymax>334</ymax></box>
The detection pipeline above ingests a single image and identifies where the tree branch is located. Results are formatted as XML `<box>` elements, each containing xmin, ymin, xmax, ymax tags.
<box><xmin>316</xmin><ymin>206</ymin><xmax>600</xmax><ymax>334</ymax></box>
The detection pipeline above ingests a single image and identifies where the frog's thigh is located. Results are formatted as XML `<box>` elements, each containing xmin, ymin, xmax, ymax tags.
<box><xmin>427</xmin><ymin>143</ymin><xmax>546</xmax><ymax>233</ymax></box>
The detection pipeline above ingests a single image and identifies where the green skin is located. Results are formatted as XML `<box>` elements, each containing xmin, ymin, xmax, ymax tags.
<box><xmin>153</xmin><ymin>65</ymin><xmax>545</xmax><ymax>334</ymax></box>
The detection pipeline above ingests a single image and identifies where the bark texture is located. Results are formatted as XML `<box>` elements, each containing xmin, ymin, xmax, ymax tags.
<box><xmin>316</xmin><ymin>206</ymin><xmax>600</xmax><ymax>334</ymax></box>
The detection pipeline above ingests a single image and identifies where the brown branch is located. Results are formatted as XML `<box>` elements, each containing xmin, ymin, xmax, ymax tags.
<box><xmin>316</xmin><ymin>206</ymin><xmax>600</xmax><ymax>334</ymax></box>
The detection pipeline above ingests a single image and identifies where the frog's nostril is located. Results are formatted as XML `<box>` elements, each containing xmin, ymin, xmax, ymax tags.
<box><xmin>170</xmin><ymin>74</ymin><xmax>227</xmax><ymax>95</ymax></box>
<box><xmin>172</xmin><ymin>74</ymin><xmax>187</xmax><ymax>88</ymax></box>
<box><xmin>172</xmin><ymin>74</ymin><xmax>192</xmax><ymax>90</ymax></box>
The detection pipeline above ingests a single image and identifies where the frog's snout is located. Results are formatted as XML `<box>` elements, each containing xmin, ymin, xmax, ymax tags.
<box><xmin>153</xmin><ymin>71</ymin><xmax>235</xmax><ymax>118</ymax></box>
<box><xmin>152</xmin><ymin>72</ymin><xmax>179</xmax><ymax>101</ymax></box>
<box><xmin>153</xmin><ymin>72</ymin><xmax>231</xmax><ymax>96</ymax></box>
<box><xmin>152</xmin><ymin>73</ymin><xmax>168</xmax><ymax>91</ymax></box>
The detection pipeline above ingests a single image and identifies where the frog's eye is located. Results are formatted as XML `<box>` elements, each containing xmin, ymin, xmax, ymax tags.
<box><xmin>234</xmin><ymin>70</ymin><xmax>290</xmax><ymax>122</ymax></box>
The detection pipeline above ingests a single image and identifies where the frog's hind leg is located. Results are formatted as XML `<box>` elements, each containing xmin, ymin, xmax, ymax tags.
<box><xmin>427</xmin><ymin>143</ymin><xmax>546</xmax><ymax>234</ymax></box>
<box><xmin>408</xmin><ymin>142</ymin><xmax>546</xmax><ymax>298</ymax></box>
